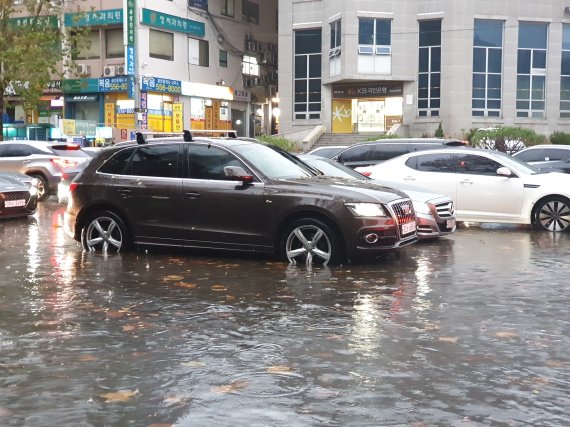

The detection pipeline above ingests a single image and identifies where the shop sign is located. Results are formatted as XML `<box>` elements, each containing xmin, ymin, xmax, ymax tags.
<box><xmin>188</xmin><ymin>0</ymin><xmax>208</xmax><ymax>10</ymax></box>
<box><xmin>63</xmin><ymin>79</ymin><xmax>99</xmax><ymax>93</ymax></box>
<box><xmin>105</xmin><ymin>103</ymin><xmax>115</xmax><ymax>127</ymax></box>
<box><xmin>43</xmin><ymin>80</ymin><xmax>62</xmax><ymax>95</ymax></box>
<box><xmin>173</xmin><ymin>104</ymin><xmax>184</xmax><ymax>132</ymax></box>
<box><xmin>65</xmin><ymin>95</ymin><xmax>98</xmax><ymax>102</ymax></box>
<box><xmin>141</xmin><ymin>77</ymin><xmax>182</xmax><ymax>95</ymax></box>
<box><xmin>76</xmin><ymin>120</ymin><xmax>97</xmax><ymax>135</ymax></box>
<box><xmin>127</xmin><ymin>75</ymin><xmax>136</xmax><ymax>99</ymax></box>
<box><xmin>98</xmin><ymin>77</ymin><xmax>129</xmax><ymax>92</ymax></box>
<box><xmin>65</xmin><ymin>9</ymin><xmax>122</xmax><ymax>27</ymax></box>
<box><xmin>140</xmin><ymin>93</ymin><xmax>148</xmax><ymax>128</ymax></box>
<box><xmin>8</xmin><ymin>15</ymin><xmax>58</xmax><ymax>29</ymax></box>
<box><xmin>126</xmin><ymin>0</ymin><xmax>136</xmax><ymax>45</ymax></box>
<box><xmin>233</xmin><ymin>89</ymin><xmax>251</xmax><ymax>103</ymax></box>
<box><xmin>62</xmin><ymin>120</ymin><xmax>76</xmax><ymax>136</ymax></box>
<box><xmin>141</xmin><ymin>8</ymin><xmax>205</xmax><ymax>37</ymax></box>
<box><xmin>332</xmin><ymin>83</ymin><xmax>403</xmax><ymax>99</ymax></box>
<box><xmin>126</xmin><ymin>46</ymin><xmax>135</xmax><ymax>76</ymax></box>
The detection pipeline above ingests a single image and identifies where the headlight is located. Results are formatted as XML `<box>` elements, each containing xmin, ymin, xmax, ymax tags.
<box><xmin>345</xmin><ymin>202</ymin><xmax>387</xmax><ymax>217</ymax></box>
<box><xmin>412</xmin><ymin>200</ymin><xmax>431</xmax><ymax>215</ymax></box>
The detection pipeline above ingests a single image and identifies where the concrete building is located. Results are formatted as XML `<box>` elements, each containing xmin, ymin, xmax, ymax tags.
<box><xmin>7</xmin><ymin>0</ymin><xmax>277</xmax><ymax>142</ymax></box>
<box><xmin>278</xmin><ymin>0</ymin><xmax>570</xmax><ymax>142</ymax></box>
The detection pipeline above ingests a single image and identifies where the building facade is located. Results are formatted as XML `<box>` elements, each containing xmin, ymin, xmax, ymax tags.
<box><xmin>278</xmin><ymin>0</ymin><xmax>570</xmax><ymax>140</ymax></box>
<box><xmin>7</xmin><ymin>0</ymin><xmax>277</xmax><ymax>142</ymax></box>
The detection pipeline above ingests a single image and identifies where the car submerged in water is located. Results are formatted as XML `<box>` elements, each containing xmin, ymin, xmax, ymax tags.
<box><xmin>64</xmin><ymin>134</ymin><xmax>419</xmax><ymax>265</ymax></box>
<box><xmin>0</xmin><ymin>172</ymin><xmax>39</xmax><ymax>219</ymax></box>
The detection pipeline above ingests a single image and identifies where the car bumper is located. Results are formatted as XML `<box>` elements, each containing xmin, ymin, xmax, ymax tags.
<box><xmin>416</xmin><ymin>213</ymin><xmax>456</xmax><ymax>239</ymax></box>
<box><xmin>0</xmin><ymin>193</ymin><xmax>37</xmax><ymax>218</ymax></box>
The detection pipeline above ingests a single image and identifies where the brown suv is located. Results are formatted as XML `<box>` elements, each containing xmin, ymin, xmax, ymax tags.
<box><xmin>64</xmin><ymin>136</ymin><xmax>418</xmax><ymax>265</ymax></box>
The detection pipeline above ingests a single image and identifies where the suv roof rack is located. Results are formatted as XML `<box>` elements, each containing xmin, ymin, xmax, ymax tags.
<box><xmin>135</xmin><ymin>129</ymin><xmax>238</xmax><ymax>144</ymax></box>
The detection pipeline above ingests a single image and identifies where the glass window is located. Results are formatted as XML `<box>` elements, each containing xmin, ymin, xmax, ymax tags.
<box><xmin>457</xmin><ymin>154</ymin><xmax>502</xmax><ymax>176</ymax></box>
<box><xmin>130</xmin><ymin>145</ymin><xmax>181</xmax><ymax>178</ymax></box>
<box><xmin>219</xmin><ymin>50</ymin><xmax>228</xmax><ymax>67</ymax></box>
<box><xmin>371</xmin><ymin>144</ymin><xmax>407</xmax><ymax>161</ymax></box>
<box><xmin>418</xmin><ymin>20</ymin><xmax>441</xmax><ymax>117</ymax></box>
<box><xmin>517</xmin><ymin>21</ymin><xmax>548</xmax><ymax>118</ymax></box>
<box><xmin>294</xmin><ymin>29</ymin><xmax>322</xmax><ymax>120</ymax></box>
<box><xmin>358</xmin><ymin>18</ymin><xmax>391</xmax><ymax>53</ymax></box>
<box><xmin>150</xmin><ymin>30</ymin><xmax>174</xmax><ymax>61</ymax></box>
<box><xmin>358</xmin><ymin>19</ymin><xmax>374</xmax><ymax>45</ymax></box>
<box><xmin>75</xmin><ymin>30</ymin><xmax>100</xmax><ymax>60</ymax></box>
<box><xmin>562</xmin><ymin>24</ymin><xmax>570</xmax><ymax>117</ymax></box>
<box><xmin>242</xmin><ymin>0</ymin><xmax>259</xmax><ymax>25</ymax></box>
<box><xmin>330</xmin><ymin>20</ymin><xmax>341</xmax><ymax>50</ymax></box>
<box><xmin>98</xmin><ymin>148</ymin><xmax>136</xmax><ymax>175</ymax></box>
<box><xmin>413</xmin><ymin>153</ymin><xmax>455</xmax><ymax>173</ymax></box>
<box><xmin>189</xmin><ymin>38</ymin><xmax>209</xmax><ymax>67</ymax></box>
<box><xmin>515</xmin><ymin>149</ymin><xmax>544</xmax><ymax>162</ymax></box>
<box><xmin>188</xmin><ymin>145</ymin><xmax>244</xmax><ymax>180</ymax></box>
<box><xmin>338</xmin><ymin>145</ymin><xmax>371</xmax><ymax>163</ymax></box>
<box><xmin>221</xmin><ymin>0</ymin><xmax>234</xmax><ymax>18</ymax></box>
<box><xmin>242</xmin><ymin>55</ymin><xmax>259</xmax><ymax>76</ymax></box>
<box><xmin>105</xmin><ymin>28</ymin><xmax>123</xmax><ymax>58</ymax></box>
<box><xmin>472</xmin><ymin>20</ymin><xmax>504</xmax><ymax>118</ymax></box>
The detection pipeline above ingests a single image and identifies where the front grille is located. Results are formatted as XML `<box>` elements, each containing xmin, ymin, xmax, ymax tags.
<box><xmin>1</xmin><ymin>191</ymin><xmax>30</xmax><ymax>208</ymax></box>
<box><xmin>390</xmin><ymin>199</ymin><xmax>416</xmax><ymax>237</ymax></box>
<box><xmin>434</xmin><ymin>201</ymin><xmax>454</xmax><ymax>219</ymax></box>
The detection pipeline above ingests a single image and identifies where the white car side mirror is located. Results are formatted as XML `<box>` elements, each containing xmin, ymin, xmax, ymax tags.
<box><xmin>496</xmin><ymin>167</ymin><xmax>512</xmax><ymax>177</ymax></box>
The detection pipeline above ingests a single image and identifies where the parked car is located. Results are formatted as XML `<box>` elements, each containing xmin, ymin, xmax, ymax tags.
<box><xmin>64</xmin><ymin>136</ymin><xmax>419</xmax><ymax>265</ymax></box>
<box><xmin>306</xmin><ymin>145</ymin><xmax>348</xmax><ymax>158</ymax></box>
<box><xmin>298</xmin><ymin>154</ymin><xmax>456</xmax><ymax>239</ymax></box>
<box><xmin>0</xmin><ymin>172</ymin><xmax>39</xmax><ymax>219</ymax></box>
<box><xmin>357</xmin><ymin>147</ymin><xmax>570</xmax><ymax>232</ymax></box>
<box><xmin>0</xmin><ymin>140</ymin><xmax>92</xmax><ymax>200</ymax></box>
<box><xmin>512</xmin><ymin>144</ymin><xmax>570</xmax><ymax>174</ymax></box>
<box><xmin>332</xmin><ymin>138</ymin><xmax>465</xmax><ymax>169</ymax></box>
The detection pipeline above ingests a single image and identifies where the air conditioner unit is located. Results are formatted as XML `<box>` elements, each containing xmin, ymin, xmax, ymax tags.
<box><xmin>77</xmin><ymin>64</ymin><xmax>91</xmax><ymax>76</ymax></box>
<box><xmin>103</xmin><ymin>65</ymin><xmax>116</xmax><ymax>77</ymax></box>
<box><xmin>116</xmin><ymin>65</ymin><xmax>126</xmax><ymax>75</ymax></box>
<box><xmin>246</xmin><ymin>41</ymin><xmax>256</xmax><ymax>52</ymax></box>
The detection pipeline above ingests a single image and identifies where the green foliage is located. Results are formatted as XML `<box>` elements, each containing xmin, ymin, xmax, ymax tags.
<box><xmin>0</xmin><ymin>1</ymin><xmax>89</xmax><ymax>140</ymax></box>
<box><xmin>549</xmin><ymin>131</ymin><xmax>570</xmax><ymax>145</ymax></box>
<box><xmin>365</xmin><ymin>134</ymin><xmax>401</xmax><ymax>141</ymax></box>
<box><xmin>257</xmin><ymin>135</ymin><xmax>297</xmax><ymax>152</ymax></box>
<box><xmin>465</xmin><ymin>128</ymin><xmax>480</xmax><ymax>143</ymax></box>
<box><xmin>470</xmin><ymin>127</ymin><xmax>545</xmax><ymax>153</ymax></box>
<box><xmin>434</xmin><ymin>122</ymin><xmax>444</xmax><ymax>137</ymax></box>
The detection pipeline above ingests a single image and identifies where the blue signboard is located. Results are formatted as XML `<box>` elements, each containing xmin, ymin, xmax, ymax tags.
<box><xmin>65</xmin><ymin>9</ymin><xmax>123</xmax><ymax>27</ymax></box>
<box><xmin>141</xmin><ymin>8</ymin><xmax>205</xmax><ymax>37</ymax></box>
<box><xmin>127</xmin><ymin>76</ymin><xmax>136</xmax><ymax>99</ymax></box>
<box><xmin>98</xmin><ymin>77</ymin><xmax>129</xmax><ymax>92</ymax></box>
<box><xmin>126</xmin><ymin>46</ymin><xmax>135</xmax><ymax>76</ymax></box>
<box><xmin>141</xmin><ymin>77</ymin><xmax>182</xmax><ymax>95</ymax></box>
<box><xmin>188</xmin><ymin>0</ymin><xmax>208</xmax><ymax>11</ymax></box>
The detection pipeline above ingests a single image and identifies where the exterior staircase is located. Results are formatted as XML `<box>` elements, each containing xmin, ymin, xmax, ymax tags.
<box><xmin>310</xmin><ymin>133</ymin><xmax>382</xmax><ymax>150</ymax></box>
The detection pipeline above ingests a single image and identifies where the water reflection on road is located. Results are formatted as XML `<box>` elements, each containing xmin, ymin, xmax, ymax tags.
<box><xmin>0</xmin><ymin>201</ymin><xmax>569</xmax><ymax>426</ymax></box>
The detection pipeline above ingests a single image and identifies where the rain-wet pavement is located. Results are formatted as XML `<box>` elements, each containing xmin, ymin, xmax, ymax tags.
<box><xmin>1</xmin><ymin>200</ymin><xmax>569</xmax><ymax>426</ymax></box>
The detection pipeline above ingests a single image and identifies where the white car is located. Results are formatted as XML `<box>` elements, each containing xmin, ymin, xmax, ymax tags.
<box><xmin>356</xmin><ymin>147</ymin><xmax>570</xmax><ymax>232</ymax></box>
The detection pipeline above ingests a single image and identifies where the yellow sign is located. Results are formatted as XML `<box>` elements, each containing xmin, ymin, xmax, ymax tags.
<box><xmin>105</xmin><ymin>103</ymin><xmax>115</xmax><ymax>127</ymax></box>
<box><xmin>173</xmin><ymin>103</ymin><xmax>183</xmax><ymax>132</ymax></box>
<box><xmin>332</xmin><ymin>99</ymin><xmax>353</xmax><ymax>133</ymax></box>
<box><xmin>62</xmin><ymin>119</ymin><xmax>76</xmax><ymax>136</ymax></box>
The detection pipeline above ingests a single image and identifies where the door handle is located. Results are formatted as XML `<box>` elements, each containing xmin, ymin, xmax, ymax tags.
<box><xmin>117</xmin><ymin>188</ymin><xmax>132</xmax><ymax>197</ymax></box>
<box><xmin>403</xmin><ymin>176</ymin><xmax>416</xmax><ymax>181</ymax></box>
<box><xmin>460</xmin><ymin>179</ymin><xmax>473</xmax><ymax>185</ymax></box>
<box><xmin>22</xmin><ymin>160</ymin><xmax>31</xmax><ymax>164</ymax></box>
<box><xmin>186</xmin><ymin>192</ymin><xmax>201</xmax><ymax>199</ymax></box>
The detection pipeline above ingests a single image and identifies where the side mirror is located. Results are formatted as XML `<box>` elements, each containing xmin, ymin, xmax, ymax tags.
<box><xmin>224</xmin><ymin>166</ymin><xmax>254</xmax><ymax>184</ymax></box>
<box><xmin>496</xmin><ymin>166</ymin><xmax>512</xmax><ymax>177</ymax></box>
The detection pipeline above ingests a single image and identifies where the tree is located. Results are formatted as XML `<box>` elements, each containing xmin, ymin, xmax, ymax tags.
<box><xmin>0</xmin><ymin>0</ymin><xmax>87</xmax><ymax>141</ymax></box>
<box><xmin>434</xmin><ymin>122</ymin><xmax>444</xmax><ymax>137</ymax></box>
<box><xmin>470</xmin><ymin>127</ymin><xmax>545</xmax><ymax>153</ymax></box>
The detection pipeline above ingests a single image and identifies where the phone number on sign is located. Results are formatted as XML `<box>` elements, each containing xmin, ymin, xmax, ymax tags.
<box><xmin>102</xmin><ymin>83</ymin><xmax>128</xmax><ymax>91</ymax></box>
<box><xmin>154</xmin><ymin>83</ymin><xmax>181</xmax><ymax>94</ymax></box>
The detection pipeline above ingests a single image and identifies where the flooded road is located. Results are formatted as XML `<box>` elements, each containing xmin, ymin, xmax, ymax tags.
<box><xmin>1</xmin><ymin>200</ymin><xmax>569</xmax><ymax>426</ymax></box>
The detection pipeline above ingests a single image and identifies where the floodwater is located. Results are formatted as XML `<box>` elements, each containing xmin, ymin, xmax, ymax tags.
<box><xmin>1</xmin><ymin>201</ymin><xmax>569</xmax><ymax>426</ymax></box>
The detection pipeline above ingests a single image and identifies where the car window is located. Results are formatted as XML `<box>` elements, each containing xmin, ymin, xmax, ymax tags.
<box><xmin>409</xmin><ymin>143</ymin><xmax>446</xmax><ymax>152</ymax></box>
<box><xmin>408</xmin><ymin>153</ymin><xmax>455</xmax><ymax>172</ymax></box>
<box><xmin>233</xmin><ymin>143</ymin><xmax>312</xmax><ymax>180</ymax></box>
<box><xmin>456</xmin><ymin>154</ymin><xmax>503</xmax><ymax>176</ymax></box>
<box><xmin>514</xmin><ymin>149</ymin><xmax>544</xmax><ymax>162</ymax></box>
<box><xmin>371</xmin><ymin>143</ymin><xmax>408</xmax><ymax>161</ymax></box>
<box><xmin>0</xmin><ymin>144</ymin><xmax>35</xmax><ymax>157</ymax></box>
<box><xmin>130</xmin><ymin>145</ymin><xmax>181</xmax><ymax>178</ymax></box>
<box><xmin>546</xmin><ymin>148</ymin><xmax>570</xmax><ymax>161</ymax></box>
<box><xmin>188</xmin><ymin>145</ymin><xmax>244</xmax><ymax>180</ymax></box>
<box><xmin>337</xmin><ymin>145</ymin><xmax>371</xmax><ymax>162</ymax></box>
<box><xmin>98</xmin><ymin>147</ymin><xmax>136</xmax><ymax>175</ymax></box>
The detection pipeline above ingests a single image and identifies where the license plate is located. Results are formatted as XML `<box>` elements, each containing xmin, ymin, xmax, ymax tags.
<box><xmin>5</xmin><ymin>199</ymin><xmax>26</xmax><ymax>208</ymax></box>
<box><xmin>401</xmin><ymin>221</ymin><xmax>416</xmax><ymax>234</ymax></box>
<box><xmin>447</xmin><ymin>219</ymin><xmax>456</xmax><ymax>229</ymax></box>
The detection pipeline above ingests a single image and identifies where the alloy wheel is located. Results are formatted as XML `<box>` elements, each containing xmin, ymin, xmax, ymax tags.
<box><xmin>84</xmin><ymin>216</ymin><xmax>124</xmax><ymax>253</ymax></box>
<box><xmin>285</xmin><ymin>224</ymin><xmax>333</xmax><ymax>266</ymax></box>
<box><xmin>537</xmin><ymin>199</ymin><xmax>570</xmax><ymax>232</ymax></box>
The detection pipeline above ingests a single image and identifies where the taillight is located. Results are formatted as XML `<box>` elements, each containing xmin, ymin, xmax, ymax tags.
<box><xmin>360</xmin><ymin>171</ymin><xmax>372</xmax><ymax>177</ymax></box>
<box><xmin>50</xmin><ymin>158</ymin><xmax>78</xmax><ymax>169</ymax></box>
<box><xmin>69</xmin><ymin>182</ymin><xmax>79</xmax><ymax>193</ymax></box>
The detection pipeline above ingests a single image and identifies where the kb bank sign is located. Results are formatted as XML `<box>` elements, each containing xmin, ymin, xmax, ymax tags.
<box><xmin>333</xmin><ymin>83</ymin><xmax>403</xmax><ymax>99</ymax></box>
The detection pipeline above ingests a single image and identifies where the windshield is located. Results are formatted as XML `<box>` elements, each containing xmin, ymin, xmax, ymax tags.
<box><xmin>493</xmin><ymin>151</ymin><xmax>540</xmax><ymax>174</ymax></box>
<box><xmin>299</xmin><ymin>156</ymin><xmax>368</xmax><ymax>180</ymax></box>
<box><xmin>233</xmin><ymin>144</ymin><xmax>313</xmax><ymax>179</ymax></box>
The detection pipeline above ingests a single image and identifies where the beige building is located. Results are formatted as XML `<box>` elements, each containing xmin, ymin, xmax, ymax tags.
<box><xmin>278</xmin><ymin>0</ymin><xmax>570</xmax><ymax>141</ymax></box>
